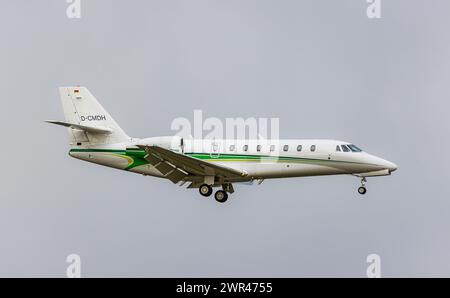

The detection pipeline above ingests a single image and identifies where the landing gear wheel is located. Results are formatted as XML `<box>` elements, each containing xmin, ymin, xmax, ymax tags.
<box><xmin>358</xmin><ymin>186</ymin><xmax>367</xmax><ymax>195</ymax></box>
<box><xmin>214</xmin><ymin>190</ymin><xmax>228</xmax><ymax>203</ymax></box>
<box><xmin>199</xmin><ymin>184</ymin><xmax>213</xmax><ymax>197</ymax></box>
<box><xmin>358</xmin><ymin>177</ymin><xmax>367</xmax><ymax>195</ymax></box>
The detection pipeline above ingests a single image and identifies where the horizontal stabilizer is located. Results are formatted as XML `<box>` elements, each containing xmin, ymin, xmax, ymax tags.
<box><xmin>45</xmin><ymin>120</ymin><xmax>112</xmax><ymax>134</ymax></box>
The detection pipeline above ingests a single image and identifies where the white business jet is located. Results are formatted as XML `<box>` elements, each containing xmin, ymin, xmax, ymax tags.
<box><xmin>46</xmin><ymin>87</ymin><xmax>397</xmax><ymax>203</ymax></box>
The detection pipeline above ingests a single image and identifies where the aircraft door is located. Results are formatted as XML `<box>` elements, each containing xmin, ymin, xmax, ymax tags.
<box><xmin>210</xmin><ymin>140</ymin><xmax>221</xmax><ymax>158</ymax></box>
<box><xmin>169</xmin><ymin>136</ymin><xmax>183</xmax><ymax>153</ymax></box>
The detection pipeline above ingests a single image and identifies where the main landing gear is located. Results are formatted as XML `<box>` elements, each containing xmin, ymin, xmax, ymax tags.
<box><xmin>358</xmin><ymin>178</ymin><xmax>367</xmax><ymax>195</ymax></box>
<box><xmin>199</xmin><ymin>184</ymin><xmax>213</xmax><ymax>197</ymax></box>
<box><xmin>198</xmin><ymin>184</ymin><xmax>231</xmax><ymax>203</ymax></box>
<box><xmin>214</xmin><ymin>190</ymin><xmax>228</xmax><ymax>203</ymax></box>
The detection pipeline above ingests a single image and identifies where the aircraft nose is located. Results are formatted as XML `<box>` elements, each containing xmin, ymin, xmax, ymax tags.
<box><xmin>366</xmin><ymin>154</ymin><xmax>398</xmax><ymax>173</ymax></box>
<box><xmin>384</xmin><ymin>160</ymin><xmax>398</xmax><ymax>172</ymax></box>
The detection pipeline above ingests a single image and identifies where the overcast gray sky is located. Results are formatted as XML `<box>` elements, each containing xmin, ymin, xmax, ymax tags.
<box><xmin>1</xmin><ymin>0</ymin><xmax>449</xmax><ymax>277</ymax></box>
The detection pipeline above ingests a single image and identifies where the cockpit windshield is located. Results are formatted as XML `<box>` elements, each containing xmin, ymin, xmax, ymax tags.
<box><xmin>347</xmin><ymin>144</ymin><xmax>362</xmax><ymax>152</ymax></box>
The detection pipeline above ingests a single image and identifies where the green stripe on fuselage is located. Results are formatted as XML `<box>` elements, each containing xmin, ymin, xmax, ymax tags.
<box><xmin>68</xmin><ymin>149</ymin><xmax>370</xmax><ymax>169</ymax></box>
<box><xmin>69</xmin><ymin>148</ymin><xmax>148</xmax><ymax>170</ymax></box>
<box><xmin>185</xmin><ymin>153</ymin><xmax>366</xmax><ymax>165</ymax></box>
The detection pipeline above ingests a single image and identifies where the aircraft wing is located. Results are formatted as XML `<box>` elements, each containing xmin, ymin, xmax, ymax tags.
<box><xmin>137</xmin><ymin>145</ymin><xmax>247</xmax><ymax>183</ymax></box>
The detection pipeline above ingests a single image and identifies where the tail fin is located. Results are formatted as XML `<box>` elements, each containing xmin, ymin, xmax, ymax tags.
<box><xmin>57</xmin><ymin>86</ymin><xmax>130</xmax><ymax>146</ymax></box>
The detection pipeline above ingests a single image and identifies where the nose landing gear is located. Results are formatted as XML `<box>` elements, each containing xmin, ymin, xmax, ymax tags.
<box><xmin>358</xmin><ymin>178</ymin><xmax>367</xmax><ymax>195</ymax></box>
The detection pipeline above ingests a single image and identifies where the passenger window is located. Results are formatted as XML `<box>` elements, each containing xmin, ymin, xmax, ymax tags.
<box><xmin>297</xmin><ymin>145</ymin><xmax>302</xmax><ymax>152</ymax></box>
<box><xmin>341</xmin><ymin>145</ymin><xmax>350</xmax><ymax>152</ymax></box>
<box><xmin>270</xmin><ymin>145</ymin><xmax>276</xmax><ymax>152</ymax></box>
<box><xmin>257</xmin><ymin>145</ymin><xmax>262</xmax><ymax>152</ymax></box>
<box><xmin>283</xmin><ymin>145</ymin><xmax>289</xmax><ymax>152</ymax></box>
<box><xmin>229</xmin><ymin>145</ymin><xmax>235</xmax><ymax>152</ymax></box>
<box><xmin>336</xmin><ymin>145</ymin><xmax>341</xmax><ymax>152</ymax></box>
<box><xmin>310</xmin><ymin>145</ymin><xmax>316</xmax><ymax>152</ymax></box>
<box><xmin>243</xmin><ymin>145</ymin><xmax>248</xmax><ymax>152</ymax></box>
